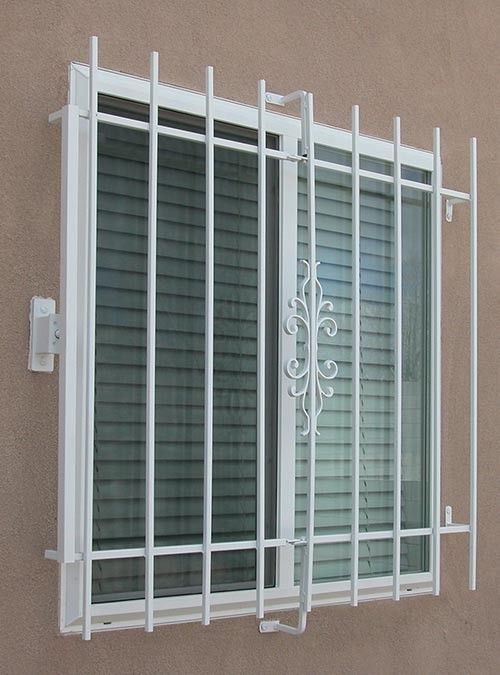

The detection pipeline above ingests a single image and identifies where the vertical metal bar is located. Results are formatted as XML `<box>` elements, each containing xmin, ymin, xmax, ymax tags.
<box><xmin>304</xmin><ymin>92</ymin><xmax>317</xmax><ymax>613</ymax></box>
<box><xmin>431</xmin><ymin>127</ymin><xmax>442</xmax><ymax>596</ymax></box>
<box><xmin>58</xmin><ymin>104</ymin><xmax>80</xmax><ymax>565</ymax></box>
<box><xmin>351</xmin><ymin>105</ymin><xmax>360</xmax><ymax>607</ymax></box>
<box><xmin>392</xmin><ymin>116</ymin><xmax>402</xmax><ymax>601</ymax></box>
<box><xmin>469</xmin><ymin>137</ymin><xmax>478</xmax><ymax>591</ymax></box>
<box><xmin>277</xmin><ymin>134</ymin><xmax>299</xmax><ymax>591</ymax></box>
<box><xmin>145</xmin><ymin>50</ymin><xmax>159</xmax><ymax>633</ymax></box>
<box><xmin>202</xmin><ymin>65</ymin><xmax>215</xmax><ymax>626</ymax></box>
<box><xmin>256</xmin><ymin>79</ymin><xmax>266</xmax><ymax>619</ymax></box>
<box><xmin>82</xmin><ymin>34</ymin><xmax>98</xmax><ymax>641</ymax></box>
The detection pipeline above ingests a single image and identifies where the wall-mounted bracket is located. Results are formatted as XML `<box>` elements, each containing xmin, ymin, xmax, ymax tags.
<box><xmin>445</xmin><ymin>198</ymin><xmax>463</xmax><ymax>222</ymax></box>
<box><xmin>28</xmin><ymin>297</ymin><xmax>61</xmax><ymax>372</ymax></box>
<box><xmin>265</xmin><ymin>89</ymin><xmax>309</xmax><ymax>155</ymax></box>
<box><xmin>49</xmin><ymin>107</ymin><xmax>89</xmax><ymax>124</ymax></box>
<box><xmin>440</xmin><ymin>505</ymin><xmax>470</xmax><ymax>534</ymax></box>
<box><xmin>443</xmin><ymin>189</ymin><xmax>470</xmax><ymax>223</ymax></box>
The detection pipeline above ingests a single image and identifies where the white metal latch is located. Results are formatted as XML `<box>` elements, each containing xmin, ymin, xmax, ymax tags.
<box><xmin>28</xmin><ymin>297</ymin><xmax>61</xmax><ymax>372</ymax></box>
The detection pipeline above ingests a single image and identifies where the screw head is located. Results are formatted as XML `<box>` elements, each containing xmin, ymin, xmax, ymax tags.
<box><xmin>40</xmin><ymin>306</ymin><xmax>48</xmax><ymax>315</ymax></box>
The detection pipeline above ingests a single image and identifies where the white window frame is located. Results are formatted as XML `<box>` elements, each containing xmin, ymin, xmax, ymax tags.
<box><xmin>47</xmin><ymin>40</ymin><xmax>477</xmax><ymax>638</ymax></box>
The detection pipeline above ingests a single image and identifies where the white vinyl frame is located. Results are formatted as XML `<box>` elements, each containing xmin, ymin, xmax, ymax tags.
<box><xmin>47</xmin><ymin>41</ymin><xmax>477</xmax><ymax>638</ymax></box>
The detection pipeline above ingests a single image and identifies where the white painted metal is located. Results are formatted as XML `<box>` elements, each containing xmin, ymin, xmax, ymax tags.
<box><xmin>277</xmin><ymin>133</ymin><xmax>300</xmax><ymax>592</ymax></box>
<box><xmin>440</xmin><ymin>524</ymin><xmax>470</xmax><ymax>534</ymax></box>
<box><xmin>66</xmin><ymin>528</ymin><xmax>440</xmax><ymax>562</ymax></box>
<box><xmin>469</xmin><ymin>137</ymin><xmax>478</xmax><ymax>591</ymax></box>
<box><xmin>441</xmin><ymin>187</ymin><xmax>470</xmax><ymax>201</ymax></box>
<box><xmin>82</xmin><ymin>34</ymin><xmax>99</xmax><ymax>641</ymax></box>
<box><xmin>28</xmin><ymin>297</ymin><xmax>60</xmax><ymax>371</ymax></box>
<box><xmin>260</xmin><ymin>88</ymin><xmax>339</xmax><ymax>635</ymax></box>
<box><xmin>304</xmin><ymin>92</ymin><xmax>317</xmax><ymax>616</ymax></box>
<box><xmin>351</xmin><ymin>105</ymin><xmax>361</xmax><ymax>608</ymax></box>
<box><xmin>392</xmin><ymin>116</ymin><xmax>402</xmax><ymax>601</ymax></box>
<box><xmin>97</xmin><ymin>107</ymin><xmax>440</xmax><ymax>194</ymax></box>
<box><xmin>202</xmin><ymin>65</ymin><xmax>215</xmax><ymax>627</ymax></box>
<box><xmin>431</xmin><ymin>127</ymin><xmax>442</xmax><ymax>597</ymax></box>
<box><xmin>79</xmin><ymin>570</ymin><xmax>434</xmax><ymax>636</ymax></box>
<box><xmin>145</xmin><ymin>50</ymin><xmax>159</xmax><ymax>634</ymax></box>
<box><xmin>256</xmin><ymin>78</ymin><xmax>267</xmax><ymax>620</ymax></box>
<box><xmin>57</xmin><ymin>104</ymin><xmax>80</xmax><ymax>566</ymax></box>
<box><xmin>72</xmin><ymin>61</ymin><xmax>436</xmax><ymax>169</ymax></box>
<box><xmin>51</xmin><ymin>46</ymin><xmax>480</xmax><ymax>634</ymax></box>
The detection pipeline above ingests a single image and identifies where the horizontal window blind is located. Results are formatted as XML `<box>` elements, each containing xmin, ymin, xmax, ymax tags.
<box><xmin>93</xmin><ymin>119</ymin><xmax>277</xmax><ymax>602</ymax></box>
<box><xmin>295</xmin><ymin>151</ymin><xmax>429</xmax><ymax>582</ymax></box>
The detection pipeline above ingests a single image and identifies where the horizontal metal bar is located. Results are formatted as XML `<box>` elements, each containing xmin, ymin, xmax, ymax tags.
<box><xmin>441</xmin><ymin>187</ymin><xmax>470</xmax><ymax>201</ymax></box>
<box><xmin>402</xmin><ymin>178</ymin><xmax>433</xmax><ymax>192</ymax></box>
<box><xmin>313</xmin><ymin>533</ymin><xmax>351</xmax><ymax>545</ymax></box>
<box><xmin>314</xmin><ymin>158</ymin><xmax>352</xmax><ymax>174</ymax></box>
<box><xmin>215</xmin><ymin>136</ymin><xmax>256</xmax><ymax>154</ymax></box>
<box><xmin>360</xmin><ymin>168</ymin><xmax>393</xmax><ymax>184</ymax></box>
<box><xmin>358</xmin><ymin>530</ymin><xmax>393</xmax><ymax>541</ymax></box>
<box><xmin>158</xmin><ymin>124</ymin><xmax>205</xmax><ymax>144</ymax></box>
<box><xmin>400</xmin><ymin>528</ymin><xmax>432</xmax><ymax>538</ymax></box>
<box><xmin>53</xmin><ymin>528</ymin><xmax>454</xmax><ymax>564</ymax></box>
<box><xmin>93</xmin><ymin>109</ymin><xmax>469</xmax><ymax>206</ymax></box>
<box><xmin>92</xmin><ymin>547</ymin><xmax>146</xmax><ymax>560</ymax></box>
<box><xmin>97</xmin><ymin>111</ymin><xmax>149</xmax><ymax>131</ymax></box>
<box><xmin>91</xmin><ymin>539</ymin><xmax>293</xmax><ymax>561</ymax></box>
<box><xmin>440</xmin><ymin>524</ymin><xmax>470</xmax><ymax>535</ymax></box>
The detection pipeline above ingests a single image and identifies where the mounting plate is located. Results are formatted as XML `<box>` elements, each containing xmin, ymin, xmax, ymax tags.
<box><xmin>28</xmin><ymin>297</ymin><xmax>61</xmax><ymax>372</ymax></box>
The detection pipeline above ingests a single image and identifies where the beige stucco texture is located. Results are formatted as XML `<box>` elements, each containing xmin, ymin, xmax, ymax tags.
<box><xmin>1</xmin><ymin>1</ymin><xmax>499</xmax><ymax>673</ymax></box>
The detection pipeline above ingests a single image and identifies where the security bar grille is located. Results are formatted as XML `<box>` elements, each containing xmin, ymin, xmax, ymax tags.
<box><xmin>45</xmin><ymin>37</ymin><xmax>478</xmax><ymax>639</ymax></box>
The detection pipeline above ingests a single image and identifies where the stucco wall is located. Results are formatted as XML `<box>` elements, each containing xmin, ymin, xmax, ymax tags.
<box><xmin>1</xmin><ymin>1</ymin><xmax>499</xmax><ymax>673</ymax></box>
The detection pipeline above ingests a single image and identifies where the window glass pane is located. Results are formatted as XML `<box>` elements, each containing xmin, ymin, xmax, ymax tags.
<box><xmin>93</xmin><ymin>558</ymin><xmax>145</xmax><ymax>604</ymax></box>
<box><xmin>155</xmin><ymin>135</ymin><xmax>206</xmax><ymax>547</ymax></box>
<box><xmin>402</xmin><ymin>165</ymin><xmax>430</xmax><ymax>184</ymax></box>
<box><xmin>295</xmin><ymin>543</ymin><xmax>351</xmax><ymax>584</ymax></box>
<box><xmin>401</xmin><ymin>187</ymin><xmax>430</xmax><ymax>529</ymax></box>
<box><xmin>296</xmin><ymin>168</ymin><xmax>353</xmax><ymax>539</ymax></box>
<box><xmin>154</xmin><ymin>554</ymin><xmax>202</xmax><ymax>597</ymax></box>
<box><xmin>94</xmin><ymin>121</ymin><xmax>278</xmax><ymax>602</ymax></box>
<box><xmin>400</xmin><ymin>536</ymin><xmax>429</xmax><ymax>574</ymax></box>
<box><xmin>315</xmin><ymin>145</ymin><xmax>351</xmax><ymax>166</ymax></box>
<box><xmin>359</xmin><ymin>176</ymin><xmax>395</xmax><ymax>534</ymax></box>
<box><xmin>360</xmin><ymin>156</ymin><xmax>392</xmax><ymax>176</ymax></box>
<box><xmin>295</xmin><ymin>164</ymin><xmax>430</xmax><ymax>583</ymax></box>
<box><xmin>212</xmin><ymin>146</ymin><xmax>259</xmax><ymax>545</ymax></box>
<box><xmin>358</xmin><ymin>539</ymin><xmax>393</xmax><ymax>578</ymax></box>
<box><xmin>94</xmin><ymin>123</ymin><xmax>148</xmax><ymax>552</ymax></box>
<box><xmin>211</xmin><ymin>550</ymin><xmax>256</xmax><ymax>591</ymax></box>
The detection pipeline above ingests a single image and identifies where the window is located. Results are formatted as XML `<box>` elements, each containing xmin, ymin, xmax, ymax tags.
<box><xmin>46</xmin><ymin>38</ymin><xmax>478</xmax><ymax>639</ymax></box>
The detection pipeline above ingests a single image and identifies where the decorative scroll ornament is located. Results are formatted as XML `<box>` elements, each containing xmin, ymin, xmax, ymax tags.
<box><xmin>284</xmin><ymin>260</ymin><xmax>338</xmax><ymax>436</ymax></box>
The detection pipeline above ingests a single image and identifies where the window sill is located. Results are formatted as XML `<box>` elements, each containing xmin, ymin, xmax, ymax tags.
<box><xmin>61</xmin><ymin>572</ymin><xmax>432</xmax><ymax>634</ymax></box>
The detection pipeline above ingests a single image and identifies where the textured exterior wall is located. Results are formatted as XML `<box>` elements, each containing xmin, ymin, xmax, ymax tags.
<box><xmin>1</xmin><ymin>1</ymin><xmax>499</xmax><ymax>673</ymax></box>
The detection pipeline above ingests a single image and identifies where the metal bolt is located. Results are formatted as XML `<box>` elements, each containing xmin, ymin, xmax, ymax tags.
<box><xmin>40</xmin><ymin>306</ymin><xmax>48</xmax><ymax>315</ymax></box>
<box><xmin>54</xmin><ymin>328</ymin><xmax>61</xmax><ymax>339</ymax></box>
